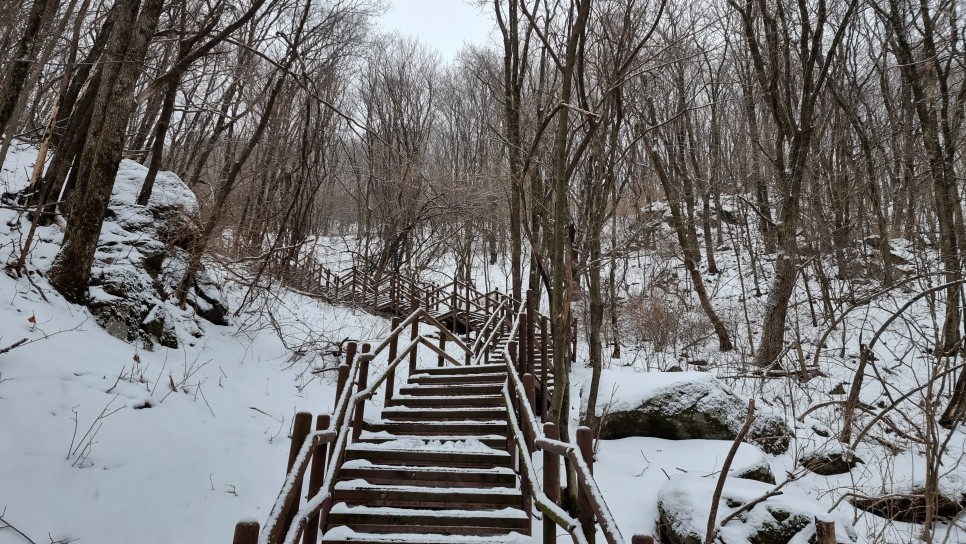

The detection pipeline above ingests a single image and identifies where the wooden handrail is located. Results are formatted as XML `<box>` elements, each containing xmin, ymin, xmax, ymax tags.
<box><xmin>248</xmin><ymin>272</ymin><xmax>636</xmax><ymax>544</ymax></box>
<box><xmin>470</xmin><ymin>299</ymin><xmax>508</xmax><ymax>354</ymax></box>
<box><xmin>497</xmin><ymin>312</ymin><xmax>627</xmax><ymax>544</ymax></box>
<box><xmin>502</xmin><ymin>385</ymin><xmax>589</xmax><ymax>544</ymax></box>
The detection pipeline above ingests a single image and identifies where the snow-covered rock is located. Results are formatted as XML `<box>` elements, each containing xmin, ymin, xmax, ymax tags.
<box><xmin>582</xmin><ymin>369</ymin><xmax>792</xmax><ymax>454</ymax></box>
<box><xmin>658</xmin><ymin>475</ymin><xmax>857</xmax><ymax>544</ymax></box>
<box><xmin>88</xmin><ymin>159</ymin><xmax>227</xmax><ymax>349</ymax></box>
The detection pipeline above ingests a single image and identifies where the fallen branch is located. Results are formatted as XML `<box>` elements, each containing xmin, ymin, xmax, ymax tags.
<box><xmin>0</xmin><ymin>506</ymin><xmax>39</xmax><ymax>544</ymax></box>
<box><xmin>0</xmin><ymin>338</ymin><xmax>28</xmax><ymax>355</ymax></box>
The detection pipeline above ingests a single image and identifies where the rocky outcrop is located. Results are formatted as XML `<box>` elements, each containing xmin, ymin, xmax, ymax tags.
<box><xmin>584</xmin><ymin>371</ymin><xmax>792</xmax><ymax>454</ymax></box>
<box><xmin>86</xmin><ymin>161</ymin><xmax>228</xmax><ymax>349</ymax></box>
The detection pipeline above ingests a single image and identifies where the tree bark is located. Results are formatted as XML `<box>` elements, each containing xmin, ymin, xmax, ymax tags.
<box><xmin>48</xmin><ymin>0</ymin><xmax>165</xmax><ymax>302</ymax></box>
<box><xmin>0</xmin><ymin>0</ymin><xmax>59</xmax><ymax>140</ymax></box>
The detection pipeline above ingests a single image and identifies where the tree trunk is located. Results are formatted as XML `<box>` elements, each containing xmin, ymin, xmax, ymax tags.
<box><xmin>0</xmin><ymin>0</ymin><xmax>58</xmax><ymax>140</ymax></box>
<box><xmin>136</xmin><ymin>75</ymin><xmax>178</xmax><ymax>205</ymax></box>
<box><xmin>48</xmin><ymin>0</ymin><xmax>164</xmax><ymax>302</ymax></box>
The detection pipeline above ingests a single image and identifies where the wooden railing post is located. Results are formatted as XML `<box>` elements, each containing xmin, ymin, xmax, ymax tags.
<box><xmin>464</xmin><ymin>280</ymin><xmax>471</xmax><ymax>341</ymax></box>
<box><xmin>518</xmin><ymin>312</ymin><xmax>528</xmax><ymax>377</ymax></box>
<box><xmin>544</xmin><ymin>422</ymin><xmax>560</xmax><ymax>544</ymax></box>
<box><xmin>526</xmin><ymin>289</ymin><xmax>536</xmax><ymax>376</ymax></box>
<box><xmin>541</xmin><ymin>314</ymin><xmax>550</xmax><ymax>421</ymax></box>
<box><xmin>815</xmin><ymin>518</ymin><xmax>836</xmax><ymax>544</ymax></box>
<box><xmin>438</xmin><ymin>331</ymin><xmax>446</xmax><ymax>367</ymax></box>
<box><xmin>279</xmin><ymin>411</ymin><xmax>313</xmax><ymax>540</ymax></box>
<box><xmin>233</xmin><ymin>519</ymin><xmax>259</xmax><ymax>544</ymax></box>
<box><xmin>350</xmin><ymin>267</ymin><xmax>357</xmax><ymax>297</ymax></box>
<box><xmin>523</xmin><ymin>374</ymin><xmax>536</xmax><ymax>451</ymax></box>
<box><xmin>508</xmin><ymin>340</ymin><xmax>518</xmax><ymax>373</ymax></box>
<box><xmin>483</xmin><ymin>295</ymin><xmax>492</xmax><ymax>354</ymax></box>
<box><xmin>335</xmin><ymin>342</ymin><xmax>355</xmax><ymax>415</ymax></box>
<box><xmin>409</xmin><ymin>300</ymin><xmax>419</xmax><ymax>374</ymax></box>
<box><xmin>303</xmin><ymin>414</ymin><xmax>330</xmax><ymax>544</ymax></box>
<box><xmin>351</xmin><ymin>343</ymin><xmax>371</xmax><ymax>442</ymax></box>
<box><xmin>631</xmin><ymin>537</ymin><xmax>654</xmax><ymax>544</ymax></box>
<box><xmin>450</xmin><ymin>281</ymin><xmax>458</xmax><ymax>316</ymax></box>
<box><xmin>385</xmin><ymin>317</ymin><xmax>400</xmax><ymax>405</ymax></box>
<box><xmin>577</xmin><ymin>426</ymin><xmax>595</xmax><ymax>544</ymax></box>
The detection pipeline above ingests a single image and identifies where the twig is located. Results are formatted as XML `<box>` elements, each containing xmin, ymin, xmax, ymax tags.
<box><xmin>0</xmin><ymin>506</ymin><xmax>39</xmax><ymax>544</ymax></box>
<box><xmin>68</xmin><ymin>394</ymin><xmax>125</xmax><ymax>465</ymax></box>
<box><xmin>198</xmin><ymin>383</ymin><xmax>215</xmax><ymax>417</ymax></box>
<box><xmin>705</xmin><ymin>400</ymin><xmax>755</xmax><ymax>544</ymax></box>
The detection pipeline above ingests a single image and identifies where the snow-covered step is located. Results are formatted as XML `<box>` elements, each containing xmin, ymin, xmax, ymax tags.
<box><xmin>345</xmin><ymin>441</ymin><xmax>510</xmax><ymax>468</ymax></box>
<box><xmin>358</xmin><ymin>432</ymin><xmax>507</xmax><ymax>449</ymax></box>
<box><xmin>409</xmin><ymin>372</ymin><xmax>507</xmax><ymax>385</ymax></box>
<box><xmin>325</xmin><ymin>504</ymin><xmax>530</xmax><ymax>535</ymax></box>
<box><xmin>364</xmin><ymin>420</ymin><xmax>507</xmax><ymax>437</ymax></box>
<box><xmin>339</xmin><ymin>461</ymin><xmax>517</xmax><ymax>488</ymax></box>
<box><xmin>385</xmin><ymin>394</ymin><xmax>503</xmax><ymax>408</ymax></box>
<box><xmin>380</xmin><ymin>406</ymin><xmax>506</xmax><ymax>421</ymax></box>
<box><xmin>412</xmin><ymin>363</ymin><xmax>507</xmax><ymax>376</ymax></box>
<box><xmin>397</xmin><ymin>383</ymin><xmax>504</xmax><ymax>397</ymax></box>
<box><xmin>332</xmin><ymin>480</ymin><xmax>524</xmax><ymax>509</ymax></box>
<box><xmin>321</xmin><ymin>527</ymin><xmax>533</xmax><ymax>543</ymax></box>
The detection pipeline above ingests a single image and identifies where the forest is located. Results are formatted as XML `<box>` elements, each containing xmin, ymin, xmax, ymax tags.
<box><xmin>0</xmin><ymin>0</ymin><xmax>965</xmax><ymax>542</ymax></box>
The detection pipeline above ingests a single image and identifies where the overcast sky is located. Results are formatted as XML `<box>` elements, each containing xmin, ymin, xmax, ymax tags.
<box><xmin>377</xmin><ymin>0</ymin><xmax>496</xmax><ymax>60</ymax></box>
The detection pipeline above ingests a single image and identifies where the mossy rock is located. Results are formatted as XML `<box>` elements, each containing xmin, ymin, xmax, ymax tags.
<box><xmin>747</xmin><ymin>509</ymin><xmax>811</xmax><ymax>544</ymax></box>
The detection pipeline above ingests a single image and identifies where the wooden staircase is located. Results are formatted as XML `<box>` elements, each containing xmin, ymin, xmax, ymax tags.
<box><xmin>238</xmin><ymin>269</ymin><xmax>646</xmax><ymax>544</ymax></box>
<box><xmin>322</xmin><ymin>363</ymin><xmax>529</xmax><ymax>543</ymax></box>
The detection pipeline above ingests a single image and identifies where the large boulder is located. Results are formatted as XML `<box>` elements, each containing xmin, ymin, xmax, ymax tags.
<box><xmin>582</xmin><ymin>370</ymin><xmax>792</xmax><ymax>454</ymax></box>
<box><xmin>85</xmin><ymin>160</ymin><xmax>228</xmax><ymax>349</ymax></box>
<box><xmin>658</xmin><ymin>475</ymin><xmax>857</xmax><ymax>544</ymax></box>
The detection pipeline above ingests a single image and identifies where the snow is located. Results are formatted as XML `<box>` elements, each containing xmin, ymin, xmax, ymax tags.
<box><xmin>581</xmin><ymin>368</ymin><xmax>724</xmax><ymax>417</ymax></box>
<box><xmin>328</xmin><ymin>504</ymin><xmax>529</xmax><ymax>519</ymax></box>
<box><xmin>321</xmin><ymin>526</ymin><xmax>533</xmax><ymax>542</ymax></box>
<box><xmin>348</xmin><ymin>437</ymin><xmax>501</xmax><ymax>453</ymax></box>
<box><xmin>333</xmin><ymin>480</ymin><xmax>519</xmax><ymax>494</ymax></box>
<box><xmin>111</xmin><ymin>158</ymin><xmax>198</xmax><ymax>214</ymax></box>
